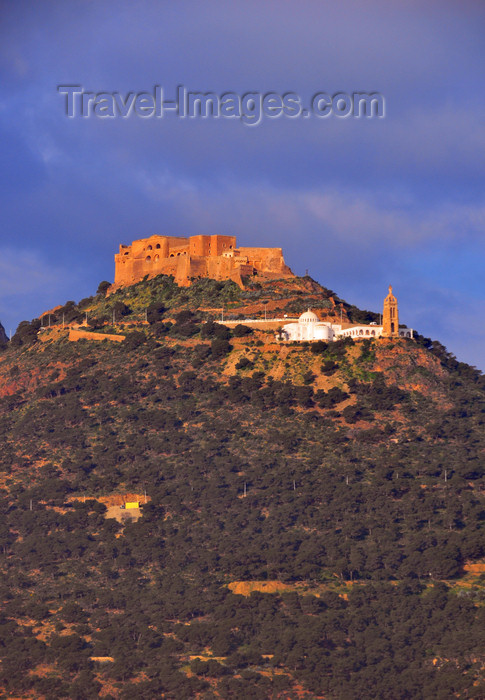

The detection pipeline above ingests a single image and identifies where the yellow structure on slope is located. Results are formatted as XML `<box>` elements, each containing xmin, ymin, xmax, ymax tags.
<box><xmin>382</xmin><ymin>285</ymin><xmax>399</xmax><ymax>338</ymax></box>
<box><xmin>125</xmin><ymin>502</ymin><xmax>139</xmax><ymax>509</ymax></box>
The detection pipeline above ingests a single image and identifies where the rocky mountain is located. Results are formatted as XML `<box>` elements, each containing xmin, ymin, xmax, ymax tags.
<box><xmin>0</xmin><ymin>274</ymin><xmax>484</xmax><ymax>699</ymax></box>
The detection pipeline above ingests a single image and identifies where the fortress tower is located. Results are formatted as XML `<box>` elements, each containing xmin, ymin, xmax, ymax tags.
<box><xmin>113</xmin><ymin>234</ymin><xmax>294</xmax><ymax>289</ymax></box>
<box><xmin>382</xmin><ymin>285</ymin><xmax>399</xmax><ymax>338</ymax></box>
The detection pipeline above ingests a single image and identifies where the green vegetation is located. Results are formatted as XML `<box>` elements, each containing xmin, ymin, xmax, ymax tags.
<box><xmin>0</xmin><ymin>275</ymin><xmax>484</xmax><ymax>698</ymax></box>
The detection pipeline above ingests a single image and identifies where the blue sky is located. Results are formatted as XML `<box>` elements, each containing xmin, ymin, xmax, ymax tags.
<box><xmin>0</xmin><ymin>0</ymin><xmax>484</xmax><ymax>367</ymax></box>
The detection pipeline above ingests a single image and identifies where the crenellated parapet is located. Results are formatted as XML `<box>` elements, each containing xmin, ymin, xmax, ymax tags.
<box><xmin>113</xmin><ymin>234</ymin><xmax>294</xmax><ymax>289</ymax></box>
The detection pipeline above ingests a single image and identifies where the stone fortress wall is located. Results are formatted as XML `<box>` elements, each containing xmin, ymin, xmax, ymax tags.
<box><xmin>113</xmin><ymin>234</ymin><xmax>294</xmax><ymax>289</ymax></box>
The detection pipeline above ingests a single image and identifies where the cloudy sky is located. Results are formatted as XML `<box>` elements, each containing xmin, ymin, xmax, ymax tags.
<box><xmin>1</xmin><ymin>0</ymin><xmax>484</xmax><ymax>367</ymax></box>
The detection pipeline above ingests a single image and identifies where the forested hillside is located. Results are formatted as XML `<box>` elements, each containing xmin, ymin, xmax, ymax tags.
<box><xmin>0</xmin><ymin>275</ymin><xmax>484</xmax><ymax>699</ymax></box>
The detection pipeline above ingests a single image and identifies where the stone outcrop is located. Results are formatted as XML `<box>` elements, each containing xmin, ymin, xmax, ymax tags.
<box><xmin>113</xmin><ymin>234</ymin><xmax>294</xmax><ymax>289</ymax></box>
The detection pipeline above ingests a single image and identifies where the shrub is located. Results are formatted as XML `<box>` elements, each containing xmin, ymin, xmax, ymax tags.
<box><xmin>321</xmin><ymin>360</ymin><xmax>338</xmax><ymax>375</ymax></box>
<box><xmin>303</xmin><ymin>371</ymin><xmax>316</xmax><ymax>385</ymax></box>
<box><xmin>112</xmin><ymin>301</ymin><xmax>131</xmax><ymax>317</ymax></box>
<box><xmin>147</xmin><ymin>301</ymin><xmax>167</xmax><ymax>324</ymax></box>
<box><xmin>152</xmin><ymin>321</ymin><xmax>172</xmax><ymax>337</ymax></box>
<box><xmin>192</xmin><ymin>344</ymin><xmax>211</xmax><ymax>367</ymax></box>
<box><xmin>211</xmin><ymin>338</ymin><xmax>232</xmax><ymax>357</ymax></box>
<box><xmin>171</xmin><ymin>311</ymin><xmax>201</xmax><ymax>338</ymax></box>
<box><xmin>124</xmin><ymin>331</ymin><xmax>146</xmax><ymax>350</ymax></box>
<box><xmin>97</xmin><ymin>281</ymin><xmax>111</xmax><ymax>296</ymax></box>
<box><xmin>11</xmin><ymin>319</ymin><xmax>41</xmax><ymax>347</ymax></box>
<box><xmin>232</xmin><ymin>324</ymin><xmax>253</xmax><ymax>337</ymax></box>
<box><xmin>342</xmin><ymin>404</ymin><xmax>374</xmax><ymax>423</ymax></box>
<box><xmin>190</xmin><ymin>659</ymin><xmax>231</xmax><ymax>677</ymax></box>
<box><xmin>236</xmin><ymin>357</ymin><xmax>254</xmax><ymax>370</ymax></box>
<box><xmin>310</xmin><ymin>341</ymin><xmax>329</xmax><ymax>354</ymax></box>
<box><xmin>201</xmin><ymin>321</ymin><xmax>231</xmax><ymax>340</ymax></box>
<box><xmin>60</xmin><ymin>602</ymin><xmax>88</xmax><ymax>624</ymax></box>
<box><xmin>316</xmin><ymin>387</ymin><xmax>349</xmax><ymax>408</ymax></box>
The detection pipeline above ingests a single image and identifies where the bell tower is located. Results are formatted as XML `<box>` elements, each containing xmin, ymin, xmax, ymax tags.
<box><xmin>382</xmin><ymin>285</ymin><xmax>399</xmax><ymax>338</ymax></box>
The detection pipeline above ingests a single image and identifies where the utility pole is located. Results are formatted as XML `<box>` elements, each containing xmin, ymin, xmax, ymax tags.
<box><xmin>262</xmin><ymin>300</ymin><xmax>268</xmax><ymax>321</ymax></box>
<box><xmin>221</xmin><ymin>307</ymin><xmax>224</xmax><ymax>322</ymax></box>
<box><xmin>444</xmin><ymin>469</ymin><xmax>448</xmax><ymax>483</ymax></box>
<box><xmin>243</xmin><ymin>482</ymin><xmax>247</xmax><ymax>497</ymax></box>
<box><xmin>62</xmin><ymin>313</ymin><xmax>65</xmax><ymax>328</ymax></box>
<box><xmin>112</xmin><ymin>309</ymin><xmax>115</xmax><ymax>325</ymax></box>
<box><xmin>145</xmin><ymin>308</ymin><xmax>148</xmax><ymax>323</ymax></box>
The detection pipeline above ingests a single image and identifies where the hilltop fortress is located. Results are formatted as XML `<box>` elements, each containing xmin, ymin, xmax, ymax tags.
<box><xmin>113</xmin><ymin>234</ymin><xmax>294</xmax><ymax>289</ymax></box>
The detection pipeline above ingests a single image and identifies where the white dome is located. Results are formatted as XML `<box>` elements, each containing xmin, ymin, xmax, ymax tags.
<box><xmin>299</xmin><ymin>309</ymin><xmax>319</xmax><ymax>324</ymax></box>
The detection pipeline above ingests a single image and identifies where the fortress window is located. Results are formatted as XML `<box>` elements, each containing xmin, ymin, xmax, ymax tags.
<box><xmin>147</xmin><ymin>245</ymin><xmax>152</xmax><ymax>250</ymax></box>
<box><xmin>146</xmin><ymin>255</ymin><xmax>151</xmax><ymax>262</ymax></box>
<box><xmin>177</xmin><ymin>252</ymin><xmax>181</xmax><ymax>256</ymax></box>
<box><xmin>154</xmin><ymin>254</ymin><xmax>159</xmax><ymax>261</ymax></box>
<box><xmin>170</xmin><ymin>253</ymin><xmax>174</xmax><ymax>257</ymax></box>
<box><xmin>156</xmin><ymin>243</ymin><xmax>160</xmax><ymax>249</ymax></box>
